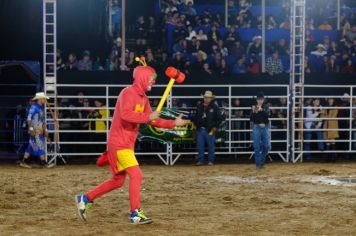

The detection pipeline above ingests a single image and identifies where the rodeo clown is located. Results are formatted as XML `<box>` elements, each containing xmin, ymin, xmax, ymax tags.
<box><xmin>20</xmin><ymin>92</ymin><xmax>54</xmax><ymax>168</ymax></box>
<box><xmin>75</xmin><ymin>62</ymin><xmax>190</xmax><ymax>224</ymax></box>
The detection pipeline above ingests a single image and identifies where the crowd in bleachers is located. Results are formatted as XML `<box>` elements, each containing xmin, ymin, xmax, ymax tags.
<box><xmin>56</xmin><ymin>0</ymin><xmax>355</xmax><ymax>75</ymax></box>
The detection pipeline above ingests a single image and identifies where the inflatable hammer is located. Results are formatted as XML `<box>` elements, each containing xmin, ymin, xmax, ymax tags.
<box><xmin>156</xmin><ymin>67</ymin><xmax>185</xmax><ymax>112</ymax></box>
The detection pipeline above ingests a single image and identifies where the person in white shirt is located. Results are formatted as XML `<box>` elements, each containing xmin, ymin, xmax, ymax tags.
<box><xmin>303</xmin><ymin>98</ymin><xmax>325</xmax><ymax>160</ymax></box>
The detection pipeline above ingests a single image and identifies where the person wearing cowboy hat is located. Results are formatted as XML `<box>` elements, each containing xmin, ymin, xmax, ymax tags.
<box><xmin>311</xmin><ymin>44</ymin><xmax>327</xmax><ymax>57</ymax></box>
<box><xmin>194</xmin><ymin>90</ymin><xmax>222</xmax><ymax>165</ymax></box>
<box><xmin>250</xmin><ymin>92</ymin><xmax>270</xmax><ymax>169</ymax></box>
<box><xmin>20</xmin><ymin>92</ymin><xmax>54</xmax><ymax>168</ymax></box>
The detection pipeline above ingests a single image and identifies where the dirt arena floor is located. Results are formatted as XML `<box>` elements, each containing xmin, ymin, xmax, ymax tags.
<box><xmin>0</xmin><ymin>162</ymin><xmax>356</xmax><ymax>236</ymax></box>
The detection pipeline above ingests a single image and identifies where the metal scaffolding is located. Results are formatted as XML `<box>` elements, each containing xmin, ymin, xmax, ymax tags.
<box><xmin>289</xmin><ymin>0</ymin><xmax>306</xmax><ymax>163</ymax></box>
<box><xmin>43</xmin><ymin>0</ymin><xmax>61</xmax><ymax>164</ymax></box>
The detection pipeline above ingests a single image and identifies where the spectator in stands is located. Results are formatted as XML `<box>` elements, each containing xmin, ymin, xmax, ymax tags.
<box><xmin>266</xmin><ymin>51</ymin><xmax>283</xmax><ymax>76</ymax></box>
<box><xmin>341</xmin><ymin>59</ymin><xmax>354</xmax><ymax>73</ymax></box>
<box><xmin>233</xmin><ymin>12</ymin><xmax>247</xmax><ymax>28</ymax></box>
<box><xmin>108</xmin><ymin>51</ymin><xmax>118</xmax><ymax>71</ymax></box>
<box><xmin>172</xmin><ymin>52</ymin><xmax>185</xmax><ymax>71</ymax></box>
<box><xmin>322</xmin><ymin>36</ymin><xmax>331</xmax><ymax>51</ymax></box>
<box><xmin>247</xmin><ymin>36</ymin><xmax>262</xmax><ymax>56</ymax></box>
<box><xmin>192</xmin><ymin>50</ymin><xmax>207</xmax><ymax>70</ymax></box>
<box><xmin>311</xmin><ymin>44</ymin><xmax>327</xmax><ymax>57</ymax></box>
<box><xmin>324</xmin><ymin>97</ymin><xmax>339</xmax><ymax>162</ymax></box>
<box><xmin>267</xmin><ymin>15</ymin><xmax>277</xmax><ymax>29</ymax></box>
<box><xmin>163</xmin><ymin>1</ymin><xmax>177</xmax><ymax>14</ymax></box>
<box><xmin>352</xmin><ymin>39</ymin><xmax>356</xmax><ymax>54</ymax></box>
<box><xmin>196</xmin><ymin>29</ymin><xmax>208</xmax><ymax>41</ymax></box>
<box><xmin>135</xmin><ymin>16</ymin><xmax>147</xmax><ymax>46</ymax></box>
<box><xmin>328</xmin><ymin>41</ymin><xmax>341</xmax><ymax>57</ymax></box>
<box><xmin>185</xmin><ymin>25</ymin><xmax>197</xmax><ymax>41</ymax></box>
<box><xmin>251</xmin><ymin>15</ymin><xmax>262</xmax><ymax>29</ymax></box>
<box><xmin>217</xmin><ymin>39</ymin><xmax>229</xmax><ymax>57</ymax></box>
<box><xmin>202</xmin><ymin>63</ymin><xmax>214</xmax><ymax>78</ymax></box>
<box><xmin>208</xmin><ymin>25</ymin><xmax>221</xmax><ymax>44</ymax></box>
<box><xmin>94</xmin><ymin>56</ymin><xmax>104</xmax><ymax>71</ymax></box>
<box><xmin>158</xmin><ymin>51</ymin><xmax>171</xmax><ymax>71</ymax></box>
<box><xmin>319</xmin><ymin>20</ymin><xmax>333</xmax><ymax>30</ymax></box>
<box><xmin>57</xmin><ymin>50</ymin><xmax>65</xmax><ymax>71</ymax></box>
<box><xmin>201</xmin><ymin>10</ymin><xmax>213</xmax><ymax>27</ymax></box>
<box><xmin>247</xmin><ymin>56</ymin><xmax>260</xmax><ymax>74</ymax></box>
<box><xmin>304</xmin><ymin>56</ymin><xmax>312</xmax><ymax>74</ymax></box>
<box><xmin>173</xmin><ymin>39</ymin><xmax>188</xmax><ymax>54</ymax></box>
<box><xmin>126</xmin><ymin>51</ymin><xmax>136</xmax><ymax>70</ymax></box>
<box><xmin>306</xmin><ymin>18</ymin><xmax>315</xmax><ymax>31</ymax></box>
<box><xmin>75</xmin><ymin>91</ymin><xmax>85</xmax><ymax>108</ymax></box>
<box><xmin>173</xmin><ymin>24</ymin><xmax>188</xmax><ymax>41</ymax></box>
<box><xmin>88</xmin><ymin>99</ymin><xmax>108</xmax><ymax>153</ymax></box>
<box><xmin>211</xmin><ymin>52</ymin><xmax>222</xmax><ymax>70</ymax></box>
<box><xmin>217</xmin><ymin>58</ymin><xmax>230</xmax><ymax>77</ymax></box>
<box><xmin>77</xmin><ymin>51</ymin><xmax>93</xmax><ymax>71</ymax></box>
<box><xmin>231</xmin><ymin>98</ymin><xmax>243</xmax><ymax>142</ymax></box>
<box><xmin>76</xmin><ymin>98</ymin><xmax>91</xmax><ymax>152</ymax></box>
<box><xmin>231</xmin><ymin>41</ymin><xmax>245</xmax><ymax>59</ymax></box>
<box><xmin>325</xmin><ymin>55</ymin><xmax>340</xmax><ymax>73</ymax></box>
<box><xmin>343</xmin><ymin>24</ymin><xmax>356</xmax><ymax>42</ymax></box>
<box><xmin>188</xmin><ymin>37</ymin><xmax>203</xmax><ymax>53</ymax></box>
<box><xmin>279</xmin><ymin>17</ymin><xmax>291</xmax><ymax>30</ymax></box>
<box><xmin>224</xmin><ymin>26</ymin><xmax>240</xmax><ymax>48</ymax></box>
<box><xmin>275</xmin><ymin>38</ymin><xmax>289</xmax><ymax>55</ymax></box>
<box><xmin>65</xmin><ymin>53</ymin><xmax>78</xmax><ymax>71</ymax></box>
<box><xmin>146</xmin><ymin>49</ymin><xmax>158</xmax><ymax>68</ymax></box>
<box><xmin>147</xmin><ymin>16</ymin><xmax>158</xmax><ymax>44</ymax></box>
<box><xmin>304</xmin><ymin>98</ymin><xmax>325</xmax><ymax>160</ymax></box>
<box><xmin>278</xmin><ymin>97</ymin><xmax>288</xmax><ymax>118</ymax></box>
<box><xmin>111</xmin><ymin>37</ymin><xmax>122</xmax><ymax>58</ymax></box>
<box><xmin>232</xmin><ymin>57</ymin><xmax>247</xmax><ymax>74</ymax></box>
<box><xmin>182</xmin><ymin>1</ymin><xmax>197</xmax><ymax>17</ymax></box>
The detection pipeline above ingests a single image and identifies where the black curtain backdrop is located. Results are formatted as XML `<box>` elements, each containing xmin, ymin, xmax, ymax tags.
<box><xmin>0</xmin><ymin>0</ymin><xmax>109</xmax><ymax>61</ymax></box>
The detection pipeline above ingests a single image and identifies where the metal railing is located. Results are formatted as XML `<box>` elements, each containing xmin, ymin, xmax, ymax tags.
<box><xmin>4</xmin><ymin>83</ymin><xmax>356</xmax><ymax>164</ymax></box>
<box><xmin>45</xmin><ymin>84</ymin><xmax>289</xmax><ymax>165</ymax></box>
<box><xmin>292</xmin><ymin>85</ymin><xmax>356</xmax><ymax>162</ymax></box>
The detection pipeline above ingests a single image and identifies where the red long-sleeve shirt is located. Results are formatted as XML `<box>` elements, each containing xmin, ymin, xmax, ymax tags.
<box><xmin>108</xmin><ymin>66</ymin><xmax>175</xmax><ymax>151</ymax></box>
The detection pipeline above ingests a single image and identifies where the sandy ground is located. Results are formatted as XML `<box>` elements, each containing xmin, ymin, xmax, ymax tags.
<box><xmin>0</xmin><ymin>163</ymin><xmax>356</xmax><ymax>236</ymax></box>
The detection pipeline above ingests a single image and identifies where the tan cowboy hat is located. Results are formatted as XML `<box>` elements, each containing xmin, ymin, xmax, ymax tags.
<box><xmin>32</xmin><ymin>92</ymin><xmax>49</xmax><ymax>100</ymax></box>
<box><xmin>316</xmin><ymin>44</ymin><xmax>326</xmax><ymax>50</ymax></box>
<box><xmin>202</xmin><ymin>90</ymin><xmax>215</xmax><ymax>98</ymax></box>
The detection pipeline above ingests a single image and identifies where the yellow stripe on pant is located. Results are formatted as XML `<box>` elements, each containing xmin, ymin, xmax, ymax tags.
<box><xmin>116</xmin><ymin>149</ymin><xmax>139</xmax><ymax>172</ymax></box>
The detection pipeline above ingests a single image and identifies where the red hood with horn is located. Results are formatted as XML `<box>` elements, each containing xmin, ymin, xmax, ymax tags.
<box><xmin>103</xmin><ymin>65</ymin><xmax>174</xmax><ymax>174</ymax></box>
<box><xmin>132</xmin><ymin>66</ymin><xmax>156</xmax><ymax>96</ymax></box>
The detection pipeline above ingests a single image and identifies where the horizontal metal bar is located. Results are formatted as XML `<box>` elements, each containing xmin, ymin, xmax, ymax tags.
<box><xmin>294</xmin><ymin>139</ymin><xmax>351</xmax><ymax>142</ymax></box>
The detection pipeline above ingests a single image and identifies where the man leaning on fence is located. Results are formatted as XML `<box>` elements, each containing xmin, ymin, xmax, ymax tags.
<box><xmin>20</xmin><ymin>92</ymin><xmax>54</xmax><ymax>168</ymax></box>
<box><xmin>194</xmin><ymin>91</ymin><xmax>222</xmax><ymax>166</ymax></box>
<box><xmin>250</xmin><ymin>92</ymin><xmax>270</xmax><ymax>169</ymax></box>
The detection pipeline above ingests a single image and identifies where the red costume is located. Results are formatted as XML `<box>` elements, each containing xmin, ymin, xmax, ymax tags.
<box><xmin>87</xmin><ymin>66</ymin><xmax>175</xmax><ymax>212</ymax></box>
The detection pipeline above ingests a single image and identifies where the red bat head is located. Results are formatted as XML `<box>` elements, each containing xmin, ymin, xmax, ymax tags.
<box><xmin>165</xmin><ymin>66</ymin><xmax>186</xmax><ymax>84</ymax></box>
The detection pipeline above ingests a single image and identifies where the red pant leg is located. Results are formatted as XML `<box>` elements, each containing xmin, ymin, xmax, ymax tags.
<box><xmin>125</xmin><ymin>166</ymin><xmax>143</xmax><ymax>212</ymax></box>
<box><xmin>86</xmin><ymin>171</ymin><xmax>126</xmax><ymax>202</ymax></box>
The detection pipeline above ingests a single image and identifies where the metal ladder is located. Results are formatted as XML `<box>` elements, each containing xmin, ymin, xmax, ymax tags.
<box><xmin>43</xmin><ymin>0</ymin><xmax>63</xmax><ymax>164</ymax></box>
<box><xmin>289</xmin><ymin>0</ymin><xmax>306</xmax><ymax>162</ymax></box>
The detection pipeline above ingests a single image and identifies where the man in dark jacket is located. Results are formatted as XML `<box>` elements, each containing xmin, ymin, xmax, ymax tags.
<box><xmin>250</xmin><ymin>92</ymin><xmax>270</xmax><ymax>169</ymax></box>
<box><xmin>194</xmin><ymin>90</ymin><xmax>221</xmax><ymax>165</ymax></box>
